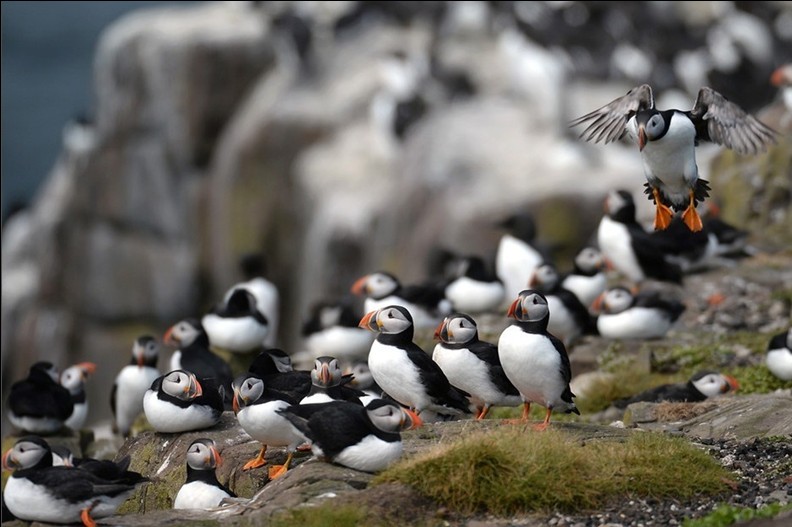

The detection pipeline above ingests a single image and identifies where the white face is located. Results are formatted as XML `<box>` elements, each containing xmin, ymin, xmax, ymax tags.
<box><xmin>311</xmin><ymin>357</ymin><xmax>342</xmax><ymax>387</ymax></box>
<box><xmin>644</xmin><ymin>113</ymin><xmax>665</xmax><ymax>141</ymax></box>
<box><xmin>606</xmin><ymin>191</ymin><xmax>628</xmax><ymax>215</ymax></box>
<box><xmin>2</xmin><ymin>439</ymin><xmax>49</xmax><ymax>470</ymax></box>
<box><xmin>168</xmin><ymin>320</ymin><xmax>202</xmax><ymax>347</ymax></box>
<box><xmin>532</xmin><ymin>264</ymin><xmax>559</xmax><ymax>289</ymax></box>
<box><xmin>133</xmin><ymin>337</ymin><xmax>160</xmax><ymax>363</ymax></box>
<box><xmin>513</xmin><ymin>291</ymin><xmax>549</xmax><ymax>322</ymax></box>
<box><xmin>367</xmin><ymin>402</ymin><xmax>406</xmax><ymax>433</ymax></box>
<box><xmin>575</xmin><ymin>247</ymin><xmax>604</xmax><ymax>272</ymax></box>
<box><xmin>233</xmin><ymin>376</ymin><xmax>264</xmax><ymax>407</ymax></box>
<box><xmin>60</xmin><ymin>366</ymin><xmax>85</xmax><ymax>393</ymax></box>
<box><xmin>692</xmin><ymin>373</ymin><xmax>732</xmax><ymax>398</ymax></box>
<box><xmin>439</xmin><ymin>315</ymin><xmax>477</xmax><ymax>345</ymax></box>
<box><xmin>185</xmin><ymin>439</ymin><xmax>219</xmax><ymax>471</ymax></box>
<box><xmin>366</xmin><ymin>273</ymin><xmax>399</xmax><ymax>298</ymax></box>
<box><xmin>161</xmin><ymin>370</ymin><xmax>201</xmax><ymax>400</ymax></box>
<box><xmin>376</xmin><ymin>306</ymin><xmax>413</xmax><ymax>334</ymax></box>
<box><xmin>601</xmin><ymin>288</ymin><xmax>634</xmax><ymax>314</ymax></box>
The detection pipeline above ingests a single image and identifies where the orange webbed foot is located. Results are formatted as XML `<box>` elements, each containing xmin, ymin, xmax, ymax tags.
<box><xmin>682</xmin><ymin>204</ymin><xmax>703</xmax><ymax>232</ymax></box>
<box><xmin>80</xmin><ymin>506</ymin><xmax>97</xmax><ymax>527</ymax></box>
<box><xmin>268</xmin><ymin>464</ymin><xmax>288</xmax><ymax>479</ymax></box>
<box><xmin>242</xmin><ymin>446</ymin><xmax>267</xmax><ymax>471</ymax></box>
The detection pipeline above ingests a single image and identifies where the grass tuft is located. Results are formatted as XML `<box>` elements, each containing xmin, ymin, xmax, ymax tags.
<box><xmin>682</xmin><ymin>503</ymin><xmax>792</xmax><ymax>527</ymax></box>
<box><xmin>269</xmin><ymin>505</ymin><xmax>367</xmax><ymax>527</ymax></box>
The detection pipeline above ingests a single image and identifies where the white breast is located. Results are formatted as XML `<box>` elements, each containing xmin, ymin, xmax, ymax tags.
<box><xmin>65</xmin><ymin>402</ymin><xmax>88</xmax><ymax>431</ymax></box>
<box><xmin>114</xmin><ymin>365</ymin><xmax>160</xmax><ymax>435</ymax></box>
<box><xmin>303</xmin><ymin>326</ymin><xmax>374</xmax><ymax>362</ymax></box>
<box><xmin>225</xmin><ymin>278</ymin><xmax>279</xmax><ymax>347</ymax></box>
<box><xmin>562</xmin><ymin>273</ymin><xmax>607</xmax><ymax>308</ymax></box>
<box><xmin>173</xmin><ymin>481</ymin><xmax>232</xmax><ymax>510</ymax></box>
<box><xmin>433</xmin><ymin>344</ymin><xmax>493</xmax><ymax>407</ymax></box>
<box><xmin>236</xmin><ymin>399</ymin><xmax>305</xmax><ymax>449</ymax></box>
<box><xmin>546</xmin><ymin>295</ymin><xmax>581</xmax><ymax>345</ymax></box>
<box><xmin>496</xmin><ymin>235</ymin><xmax>543</xmax><ymax>305</ymax></box>
<box><xmin>640</xmin><ymin>115</ymin><xmax>699</xmax><ymax>206</ymax></box>
<box><xmin>331</xmin><ymin>434</ymin><xmax>403</xmax><ymax>472</ymax></box>
<box><xmin>497</xmin><ymin>326</ymin><xmax>565</xmax><ymax>408</ymax></box>
<box><xmin>597</xmin><ymin>308</ymin><xmax>672</xmax><ymax>339</ymax></box>
<box><xmin>201</xmin><ymin>314</ymin><xmax>269</xmax><ymax>352</ymax></box>
<box><xmin>766</xmin><ymin>348</ymin><xmax>792</xmax><ymax>381</ymax></box>
<box><xmin>368</xmin><ymin>341</ymin><xmax>430</xmax><ymax>411</ymax></box>
<box><xmin>444</xmin><ymin>277</ymin><xmax>505</xmax><ymax>313</ymax></box>
<box><xmin>143</xmin><ymin>390</ymin><xmax>219</xmax><ymax>433</ymax></box>
<box><xmin>597</xmin><ymin>217</ymin><xmax>645</xmax><ymax>282</ymax></box>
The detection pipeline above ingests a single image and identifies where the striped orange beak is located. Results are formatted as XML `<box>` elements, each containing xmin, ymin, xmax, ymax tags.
<box><xmin>351</xmin><ymin>275</ymin><xmax>370</xmax><ymax>296</ymax></box>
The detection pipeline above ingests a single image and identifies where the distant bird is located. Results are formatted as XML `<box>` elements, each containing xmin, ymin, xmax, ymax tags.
<box><xmin>202</xmin><ymin>288</ymin><xmax>270</xmax><ymax>353</ymax></box>
<box><xmin>143</xmin><ymin>370</ymin><xmax>224</xmax><ymax>433</ymax></box>
<box><xmin>222</xmin><ymin>252</ymin><xmax>280</xmax><ymax>348</ymax></box>
<box><xmin>300</xmin><ymin>356</ymin><xmax>367</xmax><ymax>405</ymax></box>
<box><xmin>111</xmin><ymin>335</ymin><xmax>161</xmax><ymax>437</ymax></box>
<box><xmin>59</xmin><ymin>362</ymin><xmax>97</xmax><ymax>432</ymax></box>
<box><xmin>248</xmin><ymin>348</ymin><xmax>314</xmax><ymax>402</ymax></box>
<box><xmin>441</xmin><ymin>255</ymin><xmax>505</xmax><ymax>314</ymax></box>
<box><xmin>300</xmin><ymin>297</ymin><xmax>375</xmax><ymax>363</ymax></box>
<box><xmin>495</xmin><ymin>211</ymin><xmax>548</xmax><ymax>305</ymax></box>
<box><xmin>613</xmin><ymin>370</ymin><xmax>740</xmax><ymax>408</ymax></box>
<box><xmin>561</xmin><ymin>246</ymin><xmax>608</xmax><ymax>309</ymax></box>
<box><xmin>351</xmin><ymin>271</ymin><xmax>449</xmax><ymax>329</ymax></box>
<box><xmin>278</xmin><ymin>398</ymin><xmax>422</xmax><ymax>473</ymax></box>
<box><xmin>571</xmin><ymin>84</ymin><xmax>777</xmax><ymax>232</ymax></box>
<box><xmin>7</xmin><ymin>361</ymin><xmax>73</xmax><ymax>435</ymax></box>
<box><xmin>359</xmin><ymin>305</ymin><xmax>472</xmax><ymax>418</ymax></box>
<box><xmin>432</xmin><ymin>313</ymin><xmax>521</xmax><ymax>419</ymax></box>
<box><xmin>592</xmin><ymin>286</ymin><xmax>685</xmax><ymax>340</ymax></box>
<box><xmin>174</xmin><ymin>438</ymin><xmax>236</xmax><ymax>510</ymax></box>
<box><xmin>766</xmin><ymin>328</ymin><xmax>792</xmax><ymax>382</ymax></box>
<box><xmin>497</xmin><ymin>290</ymin><xmax>579</xmax><ymax>430</ymax></box>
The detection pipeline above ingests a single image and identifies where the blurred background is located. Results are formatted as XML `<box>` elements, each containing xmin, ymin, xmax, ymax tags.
<box><xmin>2</xmin><ymin>1</ymin><xmax>790</xmax><ymax>433</ymax></box>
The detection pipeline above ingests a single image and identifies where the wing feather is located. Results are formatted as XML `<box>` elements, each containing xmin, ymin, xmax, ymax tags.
<box><xmin>569</xmin><ymin>84</ymin><xmax>654</xmax><ymax>144</ymax></box>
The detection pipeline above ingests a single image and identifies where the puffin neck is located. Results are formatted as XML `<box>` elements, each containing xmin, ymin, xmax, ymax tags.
<box><xmin>377</xmin><ymin>329</ymin><xmax>414</xmax><ymax>347</ymax></box>
<box><xmin>514</xmin><ymin>318</ymin><xmax>549</xmax><ymax>334</ymax></box>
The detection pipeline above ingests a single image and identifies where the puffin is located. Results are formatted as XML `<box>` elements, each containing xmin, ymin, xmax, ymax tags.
<box><xmin>359</xmin><ymin>305</ymin><xmax>472</xmax><ymax>418</ymax></box>
<box><xmin>570</xmin><ymin>84</ymin><xmax>777</xmax><ymax>232</ymax></box>
<box><xmin>300</xmin><ymin>356</ymin><xmax>367</xmax><ymax>405</ymax></box>
<box><xmin>561</xmin><ymin>246</ymin><xmax>609</xmax><ymax>309</ymax></box>
<box><xmin>613</xmin><ymin>370</ymin><xmax>740</xmax><ymax>408</ymax></box>
<box><xmin>49</xmin><ymin>445</ymin><xmax>141</xmax><ymax>484</ymax></box>
<box><xmin>222</xmin><ymin>252</ymin><xmax>280</xmax><ymax>348</ymax></box>
<box><xmin>529</xmin><ymin>263</ymin><xmax>598</xmax><ymax>346</ymax></box>
<box><xmin>247</xmin><ymin>348</ymin><xmax>314</xmax><ymax>402</ymax></box>
<box><xmin>7</xmin><ymin>361</ymin><xmax>74</xmax><ymax>435</ymax></box>
<box><xmin>278</xmin><ymin>398</ymin><xmax>422</xmax><ymax>473</ymax></box>
<box><xmin>110</xmin><ymin>335</ymin><xmax>161</xmax><ymax>437</ymax></box>
<box><xmin>442</xmin><ymin>255</ymin><xmax>505</xmax><ymax>314</ymax></box>
<box><xmin>766</xmin><ymin>328</ymin><xmax>792</xmax><ymax>382</ymax></box>
<box><xmin>351</xmin><ymin>271</ymin><xmax>449</xmax><ymax>329</ymax></box>
<box><xmin>2</xmin><ymin>435</ymin><xmax>147</xmax><ymax>527</ymax></box>
<box><xmin>173</xmin><ymin>438</ymin><xmax>236</xmax><ymax>510</ymax></box>
<box><xmin>300</xmin><ymin>297</ymin><xmax>375</xmax><ymax>363</ymax></box>
<box><xmin>432</xmin><ymin>313</ymin><xmax>521</xmax><ymax>419</ymax></box>
<box><xmin>59</xmin><ymin>362</ymin><xmax>97</xmax><ymax>432</ymax></box>
<box><xmin>202</xmin><ymin>288</ymin><xmax>270</xmax><ymax>353</ymax></box>
<box><xmin>494</xmin><ymin>211</ymin><xmax>548</xmax><ymax>306</ymax></box>
<box><xmin>596</xmin><ymin>189</ymin><xmax>683</xmax><ymax>284</ymax></box>
<box><xmin>231</xmin><ymin>373</ymin><xmax>307</xmax><ymax>479</ymax></box>
<box><xmin>591</xmin><ymin>286</ymin><xmax>685</xmax><ymax>340</ymax></box>
<box><xmin>497</xmin><ymin>290</ymin><xmax>579</xmax><ymax>430</ymax></box>
<box><xmin>143</xmin><ymin>370</ymin><xmax>224</xmax><ymax>433</ymax></box>
<box><xmin>164</xmin><ymin>318</ymin><xmax>234</xmax><ymax>408</ymax></box>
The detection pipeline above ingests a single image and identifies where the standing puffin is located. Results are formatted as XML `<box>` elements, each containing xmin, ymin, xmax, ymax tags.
<box><xmin>497</xmin><ymin>290</ymin><xmax>579</xmax><ymax>430</ymax></box>
<box><xmin>174</xmin><ymin>438</ymin><xmax>236</xmax><ymax>510</ymax></box>
<box><xmin>143</xmin><ymin>370</ymin><xmax>224</xmax><ymax>433</ymax></box>
<box><xmin>359</xmin><ymin>305</ymin><xmax>472</xmax><ymax>419</ymax></box>
<box><xmin>442</xmin><ymin>255</ymin><xmax>505</xmax><ymax>314</ymax></box>
<box><xmin>766</xmin><ymin>328</ymin><xmax>792</xmax><ymax>382</ymax></box>
<box><xmin>111</xmin><ymin>335</ymin><xmax>161</xmax><ymax>437</ymax></box>
<box><xmin>351</xmin><ymin>271</ymin><xmax>449</xmax><ymax>329</ymax></box>
<box><xmin>591</xmin><ymin>286</ymin><xmax>685</xmax><ymax>340</ymax></box>
<box><xmin>202</xmin><ymin>288</ymin><xmax>270</xmax><ymax>353</ymax></box>
<box><xmin>7</xmin><ymin>361</ymin><xmax>74</xmax><ymax>435</ymax></box>
<box><xmin>561</xmin><ymin>246</ymin><xmax>608</xmax><ymax>309</ymax></box>
<box><xmin>613</xmin><ymin>370</ymin><xmax>740</xmax><ymax>408</ymax></box>
<box><xmin>571</xmin><ymin>84</ymin><xmax>777</xmax><ymax>232</ymax></box>
<box><xmin>222</xmin><ymin>252</ymin><xmax>280</xmax><ymax>348</ymax></box>
<box><xmin>495</xmin><ymin>211</ymin><xmax>548</xmax><ymax>306</ymax></box>
<box><xmin>432</xmin><ymin>313</ymin><xmax>521</xmax><ymax>419</ymax></box>
<box><xmin>300</xmin><ymin>297</ymin><xmax>375</xmax><ymax>364</ymax></box>
<box><xmin>59</xmin><ymin>362</ymin><xmax>97</xmax><ymax>432</ymax></box>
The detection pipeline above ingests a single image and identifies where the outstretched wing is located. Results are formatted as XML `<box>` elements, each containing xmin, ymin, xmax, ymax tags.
<box><xmin>569</xmin><ymin>84</ymin><xmax>655</xmax><ymax>144</ymax></box>
<box><xmin>689</xmin><ymin>87</ymin><xmax>778</xmax><ymax>155</ymax></box>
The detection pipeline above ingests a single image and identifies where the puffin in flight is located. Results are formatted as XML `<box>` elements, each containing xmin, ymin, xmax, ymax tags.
<box><xmin>571</xmin><ymin>84</ymin><xmax>777</xmax><ymax>232</ymax></box>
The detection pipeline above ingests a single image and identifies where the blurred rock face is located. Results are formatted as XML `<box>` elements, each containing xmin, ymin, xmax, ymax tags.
<box><xmin>2</xmin><ymin>1</ymin><xmax>789</xmax><ymax>431</ymax></box>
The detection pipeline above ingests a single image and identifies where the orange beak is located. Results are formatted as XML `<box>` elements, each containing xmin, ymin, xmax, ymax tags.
<box><xmin>186</xmin><ymin>375</ymin><xmax>203</xmax><ymax>398</ymax></box>
<box><xmin>433</xmin><ymin>319</ymin><xmax>447</xmax><ymax>341</ymax></box>
<box><xmin>591</xmin><ymin>292</ymin><xmax>605</xmax><ymax>313</ymax></box>
<box><xmin>1</xmin><ymin>449</ymin><xmax>14</xmax><ymax>470</ymax></box>
<box><xmin>638</xmin><ymin>125</ymin><xmax>647</xmax><ymax>151</ymax></box>
<box><xmin>358</xmin><ymin>310</ymin><xmax>379</xmax><ymax>332</ymax></box>
<box><xmin>528</xmin><ymin>272</ymin><xmax>539</xmax><ymax>287</ymax></box>
<box><xmin>232</xmin><ymin>390</ymin><xmax>241</xmax><ymax>414</ymax></box>
<box><xmin>211</xmin><ymin>446</ymin><xmax>222</xmax><ymax>467</ymax></box>
<box><xmin>771</xmin><ymin>67</ymin><xmax>785</xmax><ymax>87</ymax></box>
<box><xmin>163</xmin><ymin>326</ymin><xmax>178</xmax><ymax>347</ymax></box>
<box><xmin>402</xmin><ymin>408</ymin><xmax>423</xmax><ymax>430</ymax></box>
<box><xmin>506</xmin><ymin>298</ymin><xmax>520</xmax><ymax>319</ymax></box>
<box><xmin>722</xmin><ymin>375</ymin><xmax>740</xmax><ymax>393</ymax></box>
<box><xmin>318</xmin><ymin>363</ymin><xmax>332</xmax><ymax>385</ymax></box>
<box><xmin>77</xmin><ymin>362</ymin><xmax>97</xmax><ymax>377</ymax></box>
<box><xmin>351</xmin><ymin>275</ymin><xmax>370</xmax><ymax>296</ymax></box>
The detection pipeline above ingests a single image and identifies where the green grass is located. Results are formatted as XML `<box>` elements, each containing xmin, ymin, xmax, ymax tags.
<box><xmin>683</xmin><ymin>503</ymin><xmax>792</xmax><ymax>527</ymax></box>
<box><xmin>375</xmin><ymin>428</ymin><xmax>730</xmax><ymax>515</ymax></box>
<box><xmin>269</xmin><ymin>505</ymin><xmax>368</xmax><ymax>527</ymax></box>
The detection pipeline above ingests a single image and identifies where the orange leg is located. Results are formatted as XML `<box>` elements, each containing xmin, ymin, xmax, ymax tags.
<box><xmin>652</xmin><ymin>188</ymin><xmax>674</xmax><ymax>231</ymax></box>
<box><xmin>532</xmin><ymin>407</ymin><xmax>553</xmax><ymax>431</ymax></box>
<box><xmin>242</xmin><ymin>445</ymin><xmax>267</xmax><ymax>471</ymax></box>
<box><xmin>503</xmin><ymin>402</ymin><xmax>530</xmax><ymax>424</ymax></box>
<box><xmin>268</xmin><ymin>452</ymin><xmax>293</xmax><ymax>479</ymax></box>
<box><xmin>80</xmin><ymin>502</ymin><xmax>98</xmax><ymax>527</ymax></box>
<box><xmin>476</xmin><ymin>405</ymin><xmax>491</xmax><ymax>420</ymax></box>
<box><xmin>681</xmin><ymin>190</ymin><xmax>703</xmax><ymax>232</ymax></box>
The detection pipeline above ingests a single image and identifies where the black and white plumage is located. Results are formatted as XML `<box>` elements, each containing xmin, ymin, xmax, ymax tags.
<box><xmin>529</xmin><ymin>263</ymin><xmax>598</xmax><ymax>346</ymax></box>
<box><xmin>143</xmin><ymin>370</ymin><xmax>223</xmax><ymax>433</ymax></box>
<box><xmin>111</xmin><ymin>335</ymin><xmax>161</xmax><ymax>437</ymax></box>
<box><xmin>442</xmin><ymin>255</ymin><xmax>505</xmax><ymax>314</ymax></box>
<box><xmin>174</xmin><ymin>438</ymin><xmax>235</xmax><ymax>510</ymax></box>
<box><xmin>248</xmin><ymin>348</ymin><xmax>314</xmax><ymax>402</ymax></box>
<box><xmin>300</xmin><ymin>297</ymin><xmax>375</xmax><ymax>363</ymax></box>
<box><xmin>278</xmin><ymin>398</ymin><xmax>422</xmax><ymax>473</ymax></box>
<box><xmin>2</xmin><ymin>436</ymin><xmax>147</xmax><ymax>526</ymax></box>
<box><xmin>359</xmin><ymin>305</ymin><xmax>472</xmax><ymax>418</ymax></box>
<box><xmin>613</xmin><ymin>370</ymin><xmax>740</xmax><ymax>408</ymax></box>
<box><xmin>300</xmin><ymin>356</ymin><xmax>367</xmax><ymax>405</ymax></box>
<box><xmin>592</xmin><ymin>286</ymin><xmax>685</xmax><ymax>340</ymax></box>
<box><xmin>202</xmin><ymin>288</ymin><xmax>270</xmax><ymax>353</ymax></box>
<box><xmin>351</xmin><ymin>271</ymin><xmax>449</xmax><ymax>329</ymax></box>
<box><xmin>59</xmin><ymin>362</ymin><xmax>97</xmax><ymax>432</ymax></box>
<box><xmin>7</xmin><ymin>362</ymin><xmax>74</xmax><ymax>435</ymax></box>
<box><xmin>561</xmin><ymin>246</ymin><xmax>608</xmax><ymax>309</ymax></box>
<box><xmin>571</xmin><ymin>84</ymin><xmax>777</xmax><ymax>232</ymax></box>
<box><xmin>766</xmin><ymin>328</ymin><xmax>792</xmax><ymax>382</ymax></box>
<box><xmin>497</xmin><ymin>290</ymin><xmax>579</xmax><ymax>430</ymax></box>
<box><xmin>432</xmin><ymin>313</ymin><xmax>521</xmax><ymax>419</ymax></box>
<box><xmin>222</xmin><ymin>252</ymin><xmax>280</xmax><ymax>348</ymax></box>
<box><xmin>495</xmin><ymin>212</ymin><xmax>548</xmax><ymax>306</ymax></box>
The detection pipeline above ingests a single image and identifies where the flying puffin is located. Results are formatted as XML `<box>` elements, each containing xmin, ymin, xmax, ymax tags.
<box><xmin>110</xmin><ymin>335</ymin><xmax>161</xmax><ymax>437</ymax></box>
<box><xmin>7</xmin><ymin>361</ymin><xmax>74</xmax><ymax>435</ymax></box>
<box><xmin>442</xmin><ymin>255</ymin><xmax>505</xmax><ymax>314</ymax></box>
<box><xmin>202</xmin><ymin>288</ymin><xmax>270</xmax><ymax>353</ymax></box>
<box><xmin>300</xmin><ymin>297</ymin><xmax>375</xmax><ymax>363</ymax></box>
<box><xmin>561</xmin><ymin>246</ymin><xmax>608</xmax><ymax>309</ymax></box>
<box><xmin>231</xmin><ymin>373</ymin><xmax>307</xmax><ymax>479</ymax></box>
<box><xmin>59</xmin><ymin>362</ymin><xmax>97</xmax><ymax>432</ymax></box>
<box><xmin>351</xmin><ymin>271</ymin><xmax>449</xmax><ymax>329</ymax></box>
<box><xmin>591</xmin><ymin>286</ymin><xmax>685</xmax><ymax>340</ymax></box>
<box><xmin>359</xmin><ymin>305</ymin><xmax>472</xmax><ymax>418</ymax></box>
<box><xmin>278</xmin><ymin>398</ymin><xmax>422</xmax><ymax>473</ymax></box>
<box><xmin>143</xmin><ymin>370</ymin><xmax>224</xmax><ymax>433</ymax></box>
<box><xmin>497</xmin><ymin>290</ymin><xmax>579</xmax><ymax>430</ymax></box>
<box><xmin>432</xmin><ymin>313</ymin><xmax>521</xmax><ymax>419</ymax></box>
<box><xmin>613</xmin><ymin>370</ymin><xmax>740</xmax><ymax>408</ymax></box>
<box><xmin>596</xmin><ymin>189</ymin><xmax>683</xmax><ymax>284</ymax></box>
<box><xmin>2</xmin><ymin>435</ymin><xmax>147</xmax><ymax>526</ymax></box>
<box><xmin>174</xmin><ymin>438</ymin><xmax>236</xmax><ymax>510</ymax></box>
<box><xmin>300</xmin><ymin>356</ymin><xmax>367</xmax><ymax>405</ymax></box>
<box><xmin>766</xmin><ymin>328</ymin><xmax>792</xmax><ymax>382</ymax></box>
<box><xmin>571</xmin><ymin>84</ymin><xmax>777</xmax><ymax>232</ymax></box>
<box><xmin>222</xmin><ymin>252</ymin><xmax>280</xmax><ymax>348</ymax></box>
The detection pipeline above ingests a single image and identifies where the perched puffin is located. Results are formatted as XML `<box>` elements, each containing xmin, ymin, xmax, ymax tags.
<box><xmin>497</xmin><ymin>290</ymin><xmax>579</xmax><ymax>430</ymax></box>
<box><xmin>248</xmin><ymin>348</ymin><xmax>314</xmax><ymax>402</ymax></box>
<box><xmin>442</xmin><ymin>255</ymin><xmax>505</xmax><ymax>314</ymax></box>
<box><xmin>278</xmin><ymin>398</ymin><xmax>422</xmax><ymax>473</ymax></box>
<box><xmin>7</xmin><ymin>361</ymin><xmax>74</xmax><ymax>435</ymax></box>
<box><xmin>59</xmin><ymin>362</ymin><xmax>97</xmax><ymax>432</ymax></box>
<box><xmin>300</xmin><ymin>297</ymin><xmax>375</xmax><ymax>363</ymax></box>
<box><xmin>359</xmin><ymin>305</ymin><xmax>472</xmax><ymax>418</ymax></box>
<box><xmin>2</xmin><ymin>435</ymin><xmax>147</xmax><ymax>526</ymax></box>
<box><xmin>351</xmin><ymin>271</ymin><xmax>449</xmax><ymax>329</ymax></box>
<box><xmin>571</xmin><ymin>84</ymin><xmax>777</xmax><ymax>232</ymax></box>
<box><xmin>222</xmin><ymin>252</ymin><xmax>280</xmax><ymax>348</ymax></box>
<box><xmin>174</xmin><ymin>438</ymin><xmax>236</xmax><ymax>510</ymax></box>
<box><xmin>592</xmin><ymin>286</ymin><xmax>685</xmax><ymax>340</ymax></box>
<box><xmin>110</xmin><ymin>335</ymin><xmax>161</xmax><ymax>437</ymax></box>
<box><xmin>613</xmin><ymin>370</ymin><xmax>740</xmax><ymax>408</ymax></box>
<box><xmin>165</xmin><ymin>318</ymin><xmax>234</xmax><ymax>408</ymax></box>
<box><xmin>202</xmin><ymin>288</ymin><xmax>270</xmax><ymax>353</ymax></box>
<box><xmin>300</xmin><ymin>356</ymin><xmax>367</xmax><ymax>405</ymax></box>
<box><xmin>766</xmin><ymin>328</ymin><xmax>792</xmax><ymax>382</ymax></box>
<box><xmin>597</xmin><ymin>189</ymin><xmax>683</xmax><ymax>284</ymax></box>
<box><xmin>432</xmin><ymin>313</ymin><xmax>521</xmax><ymax>419</ymax></box>
<box><xmin>49</xmin><ymin>444</ymin><xmax>141</xmax><ymax>484</ymax></box>
<box><xmin>143</xmin><ymin>370</ymin><xmax>224</xmax><ymax>433</ymax></box>
<box><xmin>495</xmin><ymin>211</ymin><xmax>548</xmax><ymax>306</ymax></box>
<box><xmin>529</xmin><ymin>263</ymin><xmax>598</xmax><ymax>346</ymax></box>
<box><xmin>561</xmin><ymin>246</ymin><xmax>609</xmax><ymax>309</ymax></box>
<box><xmin>231</xmin><ymin>373</ymin><xmax>307</xmax><ymax>479</ymax></box>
